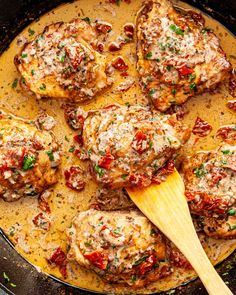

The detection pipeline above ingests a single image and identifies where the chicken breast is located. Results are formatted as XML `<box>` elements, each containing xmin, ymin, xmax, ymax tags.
<box><xmin>0</xmin><ymin>112</ymin><xmax>60</xmax><ymax>201</ymax></box>
<box><xmin>136</xmin><ymin>0</ymin><xmax>231</xmax><ymax>111</ymax></box>
<box><xmin>183</xmin><ymin>143</ymin><xmax>236</xmax><ymax>238</ymax></box>
<box><xmin>81</xmin><ymin>104</ymin><xmax>190</xmax><ymax>188</ymax></box>
<box><xmin>67</xmin><ymin>209</ymin><xmax>172</xmax><ymax>288</ymax></box>
<box><xmin>14</xmin><ymin>19</ymin><xmax>111</xmax><ymax>102</ymax></box>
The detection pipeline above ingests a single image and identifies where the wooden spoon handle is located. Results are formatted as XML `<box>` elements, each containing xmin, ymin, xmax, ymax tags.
<box><xmin>127</xmin><ymin>170</ymin><xmax>233</xmax><ymax>295</ymax></box>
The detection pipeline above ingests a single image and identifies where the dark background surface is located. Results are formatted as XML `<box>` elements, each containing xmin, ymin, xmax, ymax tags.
<box><xmin>0</xmin><ymin>0</ymin><xmax>236</xmax><ymax>294</ymax></box>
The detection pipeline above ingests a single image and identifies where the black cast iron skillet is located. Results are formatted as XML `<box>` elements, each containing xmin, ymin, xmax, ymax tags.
<box><xmin>0</xmin><ymin>0</ymin><xmax>236</xmax><ymax>294</ymax></box>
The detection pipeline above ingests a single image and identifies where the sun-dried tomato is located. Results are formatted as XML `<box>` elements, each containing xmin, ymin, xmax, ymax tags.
<box><xmin>63</xmin><ymin>104</ymin><xmax>85</xmax><ymax>130</ymax></box>
<box><xmin>48</xmin><ymin>247</ymin><xmax>66</xmax><ymax>266</ymax></box>
<box><xmin>96</xmin><ymin>42</ymin><xmax>104</xmax><ymax>53</ymax></box>
<box><xmin>185</xmin><ymin>191</ymin><xmax>229</xmax><ymax>215</ymax></box>
<box><xmin>98</xmin><ymin>151</ymin><xmax>114</xmax><ymax>170</ymax></box>
<box><xmin>65</xmin><ymin>46</ymin><xmax>85</xmax><ymax>70</ymax></box>
<box><xmin>227</xmin><ymin>100</ymin><xmax>236</xmax><ymax>112</ymax></box>
<box><xmin>216</xmin><ymin>126</ymin><xmax>236</xmax><ymax>143</ymax></box>
<box><xmin>210</xmin><ymin>171</ymin><xmax>227</xmax><ymax>187</ymax></box>
<box><xmin>38</xmin><ymin>193</ymin><xmax>51</xmax><ymax>213</ymax></box>
<box><xmin>139</xmin><ymin>254</ymin><xmax>157</xmax><ymax>275</ymax></box>
<box><xmin>74</xmin><ymin>134</ymin><xmax>83</xmax><ymax>146</ymax></box>
<box><xmin>229</xmin><ymin>73</ymin><xmax>236</xmax><ymax>97</ymax></box>
<box><xmin>84</xmin><ymin>251</ymin><xmax>106</xmax><ymax>270</ymax></box>
<box><xmin>95</xmin><ymin>23</ymin><xmax>112</xmax><ymax>34</ymax></box>
<box><xmin>177</xmin><ymin>64</ymin><xmax>194</xmax><ymax>76</ymax></box>
<box><xmin>47</xmin><ymin>247</ymin><xmax>67</xmax><ymax>278</ymax></box>
<box><xmin>32</xmin><ymin>213</ymin><xmax>51</xmax><ymax>230</ymax></box>
<box><xmin>188</xmin><ymin>10</ymin><xmax>205</xmax><ymax>25</ymax></box>
<box><xmin>192</xmin><ymin>117</ymin><xmax>212</xmax><ymax>137</ymax></box>
<box><xmin>112</xmin><ymin>56</ymin><xmax>128</xmax><ymax>71</ymax></box>
<box><xmin>132</xmin><ymin>130</ymin><xmax>149</xmax><ymax>154</ymax></box>
<box><xmin>129</xmin><ymin>173</ymin><xmax>151</xmax><ymax>187</ymax></box>
<box><xmin>108</xmin><ymin>42</ymin><xmax>123</xmax><ymax>52</ymax></box>
<box><xmin>64</xmin><ymin>166</ymin><xmax>86</xmax><ymax>191</ymax></box>
<box><xmin>170</xmin><ymin>249</ymin><xmax>192</xmax><ymax>269</ymax></box>
<box><xmin>123</xmin><ymin>23</ymin><xmax>134</xmax><ymax>39</ymax></box>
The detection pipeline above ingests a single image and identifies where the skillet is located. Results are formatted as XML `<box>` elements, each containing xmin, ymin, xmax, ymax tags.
<box><xmin>0</xmin><ymin>0</ymin><xmax>235</xmax><ymax>294</ymax></box>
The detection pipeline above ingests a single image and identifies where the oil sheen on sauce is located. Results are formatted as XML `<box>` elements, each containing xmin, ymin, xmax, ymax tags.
<box><xmin>0</xmin><ymin>0</ymin><xmax>235</xmax><ymax>294</ymax></box>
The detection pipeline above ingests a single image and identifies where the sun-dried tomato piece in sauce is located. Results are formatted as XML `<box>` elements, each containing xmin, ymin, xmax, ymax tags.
<box><xmin>112</xmin><ymin>56</ymin><xmax>128</xmax><ymax>71</ymax></box>
<box><xmin>64</xmin><ymin>166</ymin><xmax>86</xmax><ymax>191</ymax></box>
<box><xmin>84</xmin><ymin>251</ymin><xmax>107</xmax><ymax>270</ymax></box>
<box><xmin>192</xmin><ymin>117</ymin><xmax>212</xmax><ymax>137</ymax></box>
<box><xmin>98</xmin><ymin>150</ymin><xmax>114</xmax><ymax>170</ymax></box>
<box><xmin>138</xmin><ymin>254</ymin><xmax>157</xmax><ymax>275</ymax></box>
<box><xmin>132</xmin><ymin>130</ymin><xmax>149</xmax><ymax>154</ymax></box>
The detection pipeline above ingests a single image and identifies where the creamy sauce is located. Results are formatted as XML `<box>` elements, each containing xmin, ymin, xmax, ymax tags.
<box><xmin>0</xmin><ymin>0</ymin><xmax>235</xmax><ymax>294</ymax></box>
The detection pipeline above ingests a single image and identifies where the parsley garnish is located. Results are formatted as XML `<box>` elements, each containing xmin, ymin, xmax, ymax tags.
<box><xmin>190</xmin><ymin>83</ymin><xmax>197</xmax><ymax>91</ymax></box>
<box><xmin>188</xmin><ymin>74</ymin><xmax>196</xmax><ymax>82</ymax></box>
<box><xmin>46</xmin><ymin>150</ymin><xmax>54</xmax><ymax>161</ymax></box>
<box><xmin>28</xmin><ymin>28</ymin><xmax>35</xmax><ymax>36</ymax></box>
<box><xmin>22</xmin><ymin>53</ymin><xmax>28</xmax><ymax>58</ymax></box>
<box><xmin>69</xmin><ymin>146</ymin><xmax>75</xmax><ymax>153</ymax></box>
<box><xmin>227</xmin><ymin>208</ymin><xmax>235</xmax><ymax>216</ymax></box>
<box><xmin>81</xmin><ymin>17</ymin><xmax>91</xmax><ymax>24</ymax></box>
<box><xmin>94</xmin><ymin>165</ymin><xmax>105</xmax><ymax>177</ymax></box>
<box><xmin>227</xmin><ymin>223</ymin><xmax>236</xmax><ymax>231</ymax></box>
<box><xmin>222</xmin><ymin>150</ymin><xmax>230</xmax><ymax>155</ymax></box>
<box><xmin>145</xmin><ymin>52</ymin><xmax>152</xmax><ymax>60</ymax></box>
<box><xmin>171</xmin><ymin>89</ymin><xmax>177</xmax><ymax>96</ymax></box>
<box><xmin>31</xmin><ymin>69</ymin><xmax>35</xmax><ymax>76</ymax></box>
<box><xmin>149</xmin><ymin>88</ymin><xmax>156</xmax><ymax>96</ymax></box>
<box><xmin>193</xmin><ymin>164</ymin><xmax>206</xmax><ymax>178</ymax></box>
<box><xmin>39</xmin><ymin>83</ymin><xmax>46</xmax><ymax>91</ymax></box>
<box><xmin>22</xmin><ymin>155</ymin><xmax>36</xmax><ymax>171</ymax></box>
<box><xmin>133</xmin><ymin>255</ymin><xmax>149</xmax><ymax>266</ymax></box>
<box><xmin>169</xmin><ymin>24</ymin><xmax>184</xmax><ymax>36</ymax></box>
<box><xmin>12</xmin><ymin>78</ymin><xmax>18</xmax><ymax>89</ymax></box>
<box><xmin>121</xmin><ymin>174</ymin><xmax>128</xmax><ymax>180</ymax></box>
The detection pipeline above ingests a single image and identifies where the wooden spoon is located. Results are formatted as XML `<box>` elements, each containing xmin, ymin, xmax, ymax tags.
<box><xmin>126</xmin><ymin>169</ymin><xmax>233</xmax><ymax>295</ymax></box>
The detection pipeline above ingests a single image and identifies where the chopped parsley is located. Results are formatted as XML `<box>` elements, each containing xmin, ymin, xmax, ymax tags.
<box><xmin>133</xmin><ymin>255</ymin><xmax>149</xmax><ymax>266</ymax></box>
<box><xmin>94</xmin><ymin>165</ymin><xmax>105</xmax><ymax>177</ymax></box>
<box><xmin>113</xmin><ymin>226</ymin><xmax>122</xmax><ymax>235</ymax></box>
<box><xmin>60</xmin><ymin>54</ymin><xmax>66</xmax><ymax>63</ymax></box>
<box><xmin>150</xmin><ymin>228</ymin><xmax>157</xmax><ymax>236</ymax></box>
<box><xmin>188</xmin><ymin>74</ymin><xmax>196</xmax><ymax>82</ymax></box>
<box><xmin>81</xmin><ymin>17</ymin><xmax>91</xmax><ymax>24</ymax></box>
<box><xmin>221</xmin><ymin>160</ymin><xmax>228</xmax><ymax>165</ymax></box>
<box><xmin>131</xmin><ymin>275</ymin><xmax>137</xmax><ymax>283</ymax></box>
<box><xmin>190</xmin><ymin>83</ymin><xmax>197</xmax><ymax>91</ymax></box>
<box><xmin>28</xmin><ymin>28</ymin><xmax>35</xmax><ymax>36</ymax></box>
<box><xmin>21</xmin><ymin>53</ymin><xmax>28</xmax><ymax>58</ymax></box>
<box><xmin>149</xmin><ymin>88</ymin><xmax>156</xmax><ymax>96</ymax></box>
<box><xmin>144</xmin><ymin>52</ymin><xmax>152</xmax><ymax>60</ymax></box>
<box><xmin>171</xmin><ymin>89</ymin><xmax>177</xmax><ymax>96</ymax></box>
<box><xmin>68</xmin><ymin>146</ymin><xmax>75</xmax><ymax>153</ymax></box>
<box><xmin>227</xmin><ymin>223</ymin><xmax>236</xmax><ymax>231</ymax></box>
<box><xmin>193</xmin><ymin>164</ymin><xmax>206</xmax><ymax>178</ymax></box>
<box><xmin>166</xmin><ymin>65</ymin><xmax>173</xmax><ymax>71</ymax></box>
<box><xmin>12</xmin><ymin>78</ymin><xmax>18</xmax><ymax>89</ymax></box>
<box><xmin>148</xmin><ymin>141</ymin><xmax>153</xmax><ymax>149</ymax></box>
<box><xmin>22</xmin><ymin>155</ymin><xmax>36</xmax><ymax>171</ymax></box>
<box><xmin>46</xmin><ymin>150</ymin><xmax>54</xmax><ymax>161</ymax></box>
<box><xmin>31</xmin><ymin>69</ymin><xmax>35</xmax><ymax>76</ymax></box>
<box><xmin>227</xmin><ymin>208</ymin><xmax>235</xmax><ymax>216</ymax></box>
<box><xmin>3</xmin><ymin>272</ymin><xmax>10</xmax><ymax>282</ymax></box>
<box><xmin>169</xmin><ymin>24</ymin><xmax>184</xmax><ymax>36</ymax></box>
<box><xmin>64</xmin><ymin>136</ymin><xmax>70</xmax><ymax>142</ymax></box>
<box><xmin>39</xmin><ymin>83</ymin><xmax>46</xmax><ymax>91</ymax></box>
<box><xmin>121</xmin><ymin>174</ymin><xmax>128</xmax><ymax>180</ymax></box>
<box><xmin>222</xmin><ymin>150</ymin><xmax>230</xmax><ymax>155</ymax></box>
